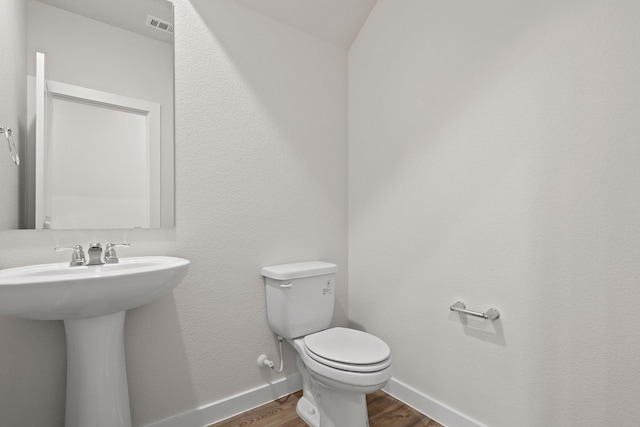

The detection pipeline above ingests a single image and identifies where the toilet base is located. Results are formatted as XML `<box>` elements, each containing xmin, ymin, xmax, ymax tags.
<box><xmin>313</xmin><ymin>378</ymin><xmax>370</xmax><ymax>427</ymax></box>
<box><xmin>296</xmin><ymin>383</ymin><xmax>371</xmax><ymax>427</ymax></box>
<box><xmin>289</xmin><ymin>338</ymin><xmax>388</xmax><ymax>427</ymax></box>
<box><xmin>297</xmin><ymin>395</ymin><xmax>320</xmax><ymax>427</ymax></box>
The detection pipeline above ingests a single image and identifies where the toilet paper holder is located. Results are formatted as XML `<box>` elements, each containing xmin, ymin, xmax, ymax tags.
<box><xmin>450</xmin><ymin>301</ymin><xmax>500</xmax><ymax>321</ymax></box>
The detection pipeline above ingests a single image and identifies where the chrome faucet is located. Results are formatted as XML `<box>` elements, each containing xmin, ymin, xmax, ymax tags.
<box><xmin>104</xmin><ymin>243</ymin><xmax>130</xmax><ymax>264</ymax></box>
<box><xmin>86</xmin><ymin>243</ymin><xmax>104</xmax><ymax>265</ymax></box>
<box><xmin>55</xmin><ymin>245</ymin><xmax>86</xmax><ymax>266</ymax></box>
<box><xmin>55</xmin><ymin>242</ymin><xmax>131</xmax><ymax>266</ymax></box>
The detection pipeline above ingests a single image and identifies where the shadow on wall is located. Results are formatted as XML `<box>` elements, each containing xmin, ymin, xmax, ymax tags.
<box><xmin>350</xmin><ymin>0</ymin><xmax>557</xmax><ymax>205</ymax></box>
<box><xmin>348</xmin><ymin>0</ymin><xmax>562</xmax><ymax>253</ymax></box>
<box><xmin>0</xmin><ymin>317</ymin><xmax>66</xmax><ymax>426</ymax></box>
<box><xmin>126</xmin><ymin>294</ymin><xmax>198</xmax><ymax>426</ymax></box>
<box><xmin>448</xmin><ymin>311</ymin><xmax>506</xmax><ymax>347</ymax></box>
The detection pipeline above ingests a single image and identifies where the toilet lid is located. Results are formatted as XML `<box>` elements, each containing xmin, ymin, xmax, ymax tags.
<box><xmin>303</xmin><ymin>327</ymin><xmax>391</xmax><ymax>372</ymax></box>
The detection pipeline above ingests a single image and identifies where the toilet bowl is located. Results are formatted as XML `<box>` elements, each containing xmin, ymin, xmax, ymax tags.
<box><xmin>262</xmin><ymin>262</ymin><xmax>393</xmax><ymax>427</ymax></box>
<box><xmin>289</xmin><ymin>328</ymin><xmax>392</xmax><ymax>427</ymax></box>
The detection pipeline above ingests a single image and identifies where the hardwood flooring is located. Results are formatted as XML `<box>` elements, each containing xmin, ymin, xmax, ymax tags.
<box><xmin>208</xmin><ymin>390</ymin><xmax>445</xmax><ymax>427</ymax></box>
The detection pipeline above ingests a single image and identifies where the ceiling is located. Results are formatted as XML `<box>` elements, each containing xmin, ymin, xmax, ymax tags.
<box><xmin>237</xmin><ymin>0</ymin><xmax>378</xmax><ymax>49</ymax></box>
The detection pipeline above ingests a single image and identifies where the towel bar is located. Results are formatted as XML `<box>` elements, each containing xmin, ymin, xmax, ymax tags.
<box><xmin>0</xmin><ymin>127</ymin><xmax>19</xmax><ymax>166</ymax></box>
<box><xmin>450</xmin><ymin>301</ymin><xmax>500</xmax><ymax>321</ymax></box>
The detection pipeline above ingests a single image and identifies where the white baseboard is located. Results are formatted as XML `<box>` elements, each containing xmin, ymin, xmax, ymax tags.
<box><xmin>383</xmin><ymin>378</ymin><xmax>486</xmax><ymax>427</ymax></box>
<box><xmin>144</xmin><ymin>375</ymin><xmax>483</xmax><ymax>427</ymax></box>
<box><xmin>143</xmin><ymin>373</ymin><xmax>302</xmax><ymax>427</ymax></box>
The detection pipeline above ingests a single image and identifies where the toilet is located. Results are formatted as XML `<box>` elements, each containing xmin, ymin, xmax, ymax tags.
<box><xmin>262</xmin><ymin>261</ymin><xmax>392</xmax><ymax>427</ymax></box>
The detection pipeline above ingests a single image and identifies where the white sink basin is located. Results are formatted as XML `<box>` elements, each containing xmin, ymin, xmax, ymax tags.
<box><xmin>0</xmin><ymin>255</ymin><xmax>190</xmax><ymax>427</ymax></box>
<box><xmin>0</xmin><ymin>256</ymin><xmax>190</xmax><ymax>320</ymax></box>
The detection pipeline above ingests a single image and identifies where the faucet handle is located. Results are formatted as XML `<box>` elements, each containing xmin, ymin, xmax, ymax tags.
<box><xmin>55</xmin><ymin>245</ymin><xmax>86</xmax><ymax>266</ymax></box>
<box><xmin>104</xmin><ymin>243</ymin><xmax>130</xmax><ymax>264</ymax></box>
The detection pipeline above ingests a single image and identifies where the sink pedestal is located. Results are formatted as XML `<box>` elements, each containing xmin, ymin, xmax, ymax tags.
<box><xmin>0</xmin><ymin>255</ymin><xmax>190</xmax><ymax>426</ymax></box>
<box><xmin>64</xmin><ymin>311</ymin><xmax>131</xmax><ymax>427</ymax></box>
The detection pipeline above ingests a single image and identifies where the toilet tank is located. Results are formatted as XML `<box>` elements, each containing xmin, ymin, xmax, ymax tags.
<box><xmin>262</xmin><ymin>261</ymin><xmax>337</xmax><ymax>339</ymax></box>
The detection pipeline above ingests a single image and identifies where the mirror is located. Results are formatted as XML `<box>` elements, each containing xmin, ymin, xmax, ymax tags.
<box><xmin>11</xmin><ymin>0</ymin><xmax>174</xmax><ymax>230</ymax></box>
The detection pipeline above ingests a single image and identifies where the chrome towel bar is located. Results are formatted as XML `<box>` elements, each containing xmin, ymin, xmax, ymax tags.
<box><xmin>450</xmin><ymin>301</ymin><xmax>500</xmax><ymax>321</ymax></box>
<box><xmin>0</xmin><ymin>126</ymin><xmax>19</xmax><ymax>166</ymax></box>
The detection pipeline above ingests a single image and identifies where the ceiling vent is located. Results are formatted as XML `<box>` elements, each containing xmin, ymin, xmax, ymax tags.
<box><xmin>145</xmin><ymin>15</ymin><xmax>174</xmax><ymax>34</ymax></box>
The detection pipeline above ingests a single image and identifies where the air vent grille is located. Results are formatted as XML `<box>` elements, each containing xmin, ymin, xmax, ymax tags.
<box><xmin>145</xmin><ymin>15</ymin><xmax>174</xmax><ymax>34</ymax></box>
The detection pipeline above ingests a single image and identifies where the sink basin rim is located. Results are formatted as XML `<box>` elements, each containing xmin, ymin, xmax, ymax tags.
<box><xmin>0</xmin><ymin>256</ymin><xmax>190</xmax><ymax>286</ymax></box>
<box><xmin>0</xmin><ymin>255</ymin><xmax>190</xmax><ymax>320</ymax></box>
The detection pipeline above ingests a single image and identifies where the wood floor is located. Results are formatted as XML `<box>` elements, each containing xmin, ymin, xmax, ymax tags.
<box><xmin>208</xmin><ymin>390</ymin><xmax>444</xmax><ymax>427</ymax></box>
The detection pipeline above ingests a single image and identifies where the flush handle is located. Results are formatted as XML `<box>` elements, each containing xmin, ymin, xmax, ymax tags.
<box><xmin>280</xmin><ymin>282</ymin><xmax>293</xmax><ymax>288</ymax></box>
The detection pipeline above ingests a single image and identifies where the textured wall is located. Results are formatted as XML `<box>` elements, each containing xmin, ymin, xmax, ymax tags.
<box><xmin>145</xmin><ymin>0</ymin><xmax>348</xmax><ymax>423</ymax></box>
<box><xmin>349</xmin><ymin>1</ymin><xmax>640</xmax><ymax>426</ymax></box>
<box><xmin>0</xmin><ymin>0</ymin><xmax>347</xmax><ymax>425</ymax></box>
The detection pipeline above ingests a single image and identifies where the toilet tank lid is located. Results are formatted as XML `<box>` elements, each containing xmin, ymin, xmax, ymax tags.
<box><xmin>262</xmin><ymin>261</ymin><xmax>337</xmax><ymax>280</ymax></box>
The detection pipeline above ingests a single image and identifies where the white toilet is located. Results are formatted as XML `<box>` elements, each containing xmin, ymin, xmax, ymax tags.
<box><xmin>262</xmin><ymin>261</ymin><xmax>392</xmax><ymax>427</ymax></box>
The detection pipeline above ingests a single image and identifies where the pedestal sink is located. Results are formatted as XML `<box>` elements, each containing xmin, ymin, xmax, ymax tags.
<box><xmin>0</xmin><ymin>256</ymin><xmax>190</xmax><ymax>427</ymax></box>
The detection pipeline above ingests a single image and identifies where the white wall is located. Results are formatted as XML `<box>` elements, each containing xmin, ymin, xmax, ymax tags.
<box><xmin>0</xmin><ymin>0</ymin><xmax>347</xmax><ymax>426</ymax></box>
<box><xmin>0</xmin><ymin>0</ymin><xmax>26</xmax><ymax>229</ymax></box>
<box><xmin>349</xmin><ymin>1</ymin><xmax>640</xmax><ymax>426</ymax></box>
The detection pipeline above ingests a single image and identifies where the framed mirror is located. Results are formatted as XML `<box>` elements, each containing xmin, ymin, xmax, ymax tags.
<box><xmin>8</xmin><ymin>0</ymin><xmax>174</xmax><ymax>230</ymax></box>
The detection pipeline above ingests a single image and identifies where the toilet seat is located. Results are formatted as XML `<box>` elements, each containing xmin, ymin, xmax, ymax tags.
<box><xmin>291</xmin><ymin>333</ymin><xmax>393</xmax><ymax>395</ymax></box>
<box><xmin>303</xmin><ymin>327</ymin><xmax>391</xmax><ymax>373</ymax></box>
